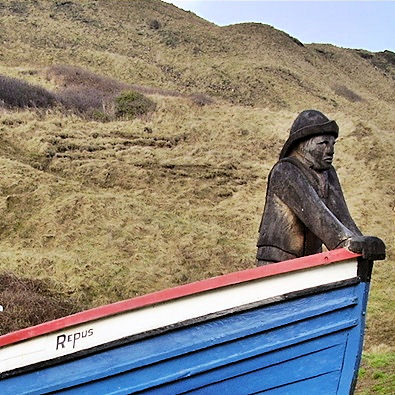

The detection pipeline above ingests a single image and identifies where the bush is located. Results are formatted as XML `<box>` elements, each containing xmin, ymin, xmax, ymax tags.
<box><xmin>45</xmin><ymin>64</ymin><xmax>127</xmax><ymax>94</ymax></box>
<box><xmin>46</xmin><ymin>66</ymin><xmax>157</xmax><ymax>120</ymax></box>
<box><xmin>115</xmin><ymin>91</ymin><xmax>156</xmax><ymax>119</ymax></box>
<box><xmin>0</xmin><ymin>74</ymin><xmax>56</xmax><ymax>109</ymax></box>
<box><xmin>149</xmin><ymin>19</ymin><xmax>161</xmax><ymax>30</ymax></box>
<box><xmin>0</xmin><ymin>69</ymin><xmax>157</xmax><ymax>122</ymax></box>
<box><xmin>56</xmin><ymin>86</ymin><xmax>109</xmax><ymax>114</ymax></box>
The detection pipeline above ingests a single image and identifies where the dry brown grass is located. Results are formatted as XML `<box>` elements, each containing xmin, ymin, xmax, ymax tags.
<box><xmin>332</xmin><ymin>84</ymin><xmax>363</xmax><ymax>102</ymax></box>
<box><xmin>0</xmin><ymin>93</ymin><xmax>392</xmax><ymax>393</ymax></box>
<box><xmin>0</xmin><ymin>99</ymin><xmax>392</xmax><ymax>327</ymax></box>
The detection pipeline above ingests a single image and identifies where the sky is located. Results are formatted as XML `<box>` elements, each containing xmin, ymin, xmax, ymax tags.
<box><xmin>163</xmin><ymin>1</ymin><xmax>395</xmax><ymax>52</ymax></box>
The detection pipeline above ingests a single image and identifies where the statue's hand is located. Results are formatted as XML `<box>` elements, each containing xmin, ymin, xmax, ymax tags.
<box><xmin>345</xmin><ymin>236</ymin><xmax>386</xmax><ymax>261</ymax></box>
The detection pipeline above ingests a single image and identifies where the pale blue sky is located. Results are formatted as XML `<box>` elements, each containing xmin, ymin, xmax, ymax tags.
<box><xmin>164</xmin><ymin>1</ymin><xmax>394</xmax><ymax>52</ymax></box>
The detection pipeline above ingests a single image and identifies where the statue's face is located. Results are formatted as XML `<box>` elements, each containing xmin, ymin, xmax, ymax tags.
<box><xmin>298</xmin><ymin>134</ymin><xmax>336</xmax><ymax>171</ymax></box>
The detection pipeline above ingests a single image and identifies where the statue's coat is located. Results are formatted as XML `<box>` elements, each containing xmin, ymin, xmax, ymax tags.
<box><xmin>256</xmin><ymin>157</ymin><xmax>361</xmax><ymax>264</ymax></box>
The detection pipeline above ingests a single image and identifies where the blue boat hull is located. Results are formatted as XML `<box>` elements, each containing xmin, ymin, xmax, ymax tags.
<box><xmin>1</xmin><ymin>281</ymin><xmax>369</xmax><ymax>394</ymax></box>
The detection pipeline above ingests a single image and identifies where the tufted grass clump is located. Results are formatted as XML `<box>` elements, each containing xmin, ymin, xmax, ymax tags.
<box><xmin>0</xmin><ymin>273</ymin><xmax>78</xmax><ymax>335</ymax></box>
<box><xmin>115</xmin><ymin>91</ymin><xmax>156</xmax><ymax>119</ymax></box>
<box><xmin>0</xmin><ymin>74</ymin><xmax>56</xmax><ymax>109</ymax></box>
<box><xmin>189</xmin><ymin>92</ymin><xmax>214</xmax><ymax>107</ymax></box>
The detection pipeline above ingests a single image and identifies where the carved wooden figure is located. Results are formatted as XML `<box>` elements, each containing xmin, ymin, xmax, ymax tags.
<box><xmin>257</xmin><ymin>110</ymin><xmax>386</xmax><ymax>266</ymax></box>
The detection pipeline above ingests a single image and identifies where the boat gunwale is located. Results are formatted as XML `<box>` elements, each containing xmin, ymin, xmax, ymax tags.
<box><xmin>0</xmin><ymin>248</ymin><xmax>360</xmax><ymax>347</ymax></box>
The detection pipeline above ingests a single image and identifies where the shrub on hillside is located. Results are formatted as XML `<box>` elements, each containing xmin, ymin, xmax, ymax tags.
<box><xmin>149</xmin><ymin>19</ymin><xmax>161</xmax><ymax>30</ymax></box>
<box><xmin>46</xmin><ymin>66</ymin><xmax>158</xmax><ymax>120</ymax></box>
<box><xmin>56</xmin><ymin>86</ymin><xmax>110</xmax><ymax>115</ymax></box>
<box><xmin>0</xmin><ymin>273</ymin><xmax>78</xmax><ymax>335</ymax></box>
<box><xmin>0</xmin><ymin>68</ymin><xmax>174</xmax><ymax>122</ymax></box>
<box><xmin>45</xmin><ymin>64</ymin><xmax>127</xmax><ymax>94</ymax></box>
<box><xmin>115</xmin><ymin>91</ymin><xmax>156</xmax><ymax>119</ymax></box>
<box><xmin>0</xmin><ymin>75</ymin><xmax>56</xmax><ymax>109</ymax></box>
<box><xmin>47</xmin><ymin>64</ymin><xmax>182</xmax><ymax>99</ymax></box>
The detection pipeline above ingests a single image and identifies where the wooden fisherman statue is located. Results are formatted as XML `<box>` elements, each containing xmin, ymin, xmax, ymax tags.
<box><xmin>257</xmin><ymin>110</ymin><xmax>386</xmax><ymax>266</ymax></box>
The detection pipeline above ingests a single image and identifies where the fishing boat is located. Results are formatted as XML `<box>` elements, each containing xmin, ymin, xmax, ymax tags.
<box><xmin>0</xmin><ymin>248</ymin><xmax>375</xmax><ymax>394</ymax></box>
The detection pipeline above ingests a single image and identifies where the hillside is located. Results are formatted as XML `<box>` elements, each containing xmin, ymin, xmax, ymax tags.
<box><xmin>0</xmin><ymin>0</ymin><xmax>394</xmax><ymax>391</ymax></box>
<box><xmin>1</xmin><ymin>0</ymin><xmax>394</xmax><ymax>124</ymax></box>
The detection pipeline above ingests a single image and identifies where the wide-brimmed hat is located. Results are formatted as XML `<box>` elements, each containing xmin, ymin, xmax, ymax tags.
<box><xmin>279</xmin><ymin>110</ymin><xmax>339</xmax><ymax>159</ymax></box>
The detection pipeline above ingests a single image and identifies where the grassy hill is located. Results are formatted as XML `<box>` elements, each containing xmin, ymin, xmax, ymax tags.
<box><xmin>0</xmin><ymin>0</ymin><xmax>394</xmax><ymax>392</ymax></box>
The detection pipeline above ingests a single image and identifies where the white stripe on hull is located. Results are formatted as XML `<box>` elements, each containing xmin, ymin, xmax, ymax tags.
<box><xmin>0</xmin><ymin>259</ymin><xmax>357</xmax><ymax>374</ymax></box>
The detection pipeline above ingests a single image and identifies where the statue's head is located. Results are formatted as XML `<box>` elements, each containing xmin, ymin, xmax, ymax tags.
<box><xmin>294</xmin><ymin>134</ymin><xmax>336</xmax><ymax>171</ymax></box>
<box><xmin>279</xmin><ymin>110</ymin><xmax>339</xmax><ymax>171</ymax></box>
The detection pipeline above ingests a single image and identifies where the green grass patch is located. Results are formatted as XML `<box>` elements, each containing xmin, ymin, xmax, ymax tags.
<box><xmin>356</xmin><ymin>352</ymin><xmax>395</xmax><ymax>394</ymax></box>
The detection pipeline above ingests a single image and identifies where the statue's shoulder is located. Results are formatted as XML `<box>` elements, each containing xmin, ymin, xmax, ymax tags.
<box><xmin>272</xmin><ymin>157</ymin><xmax>305</xmax><ymax>174</ymax></box>
<box><xmin>268</xmin><ymin>158</ymin><xmax>305</xmax><ymax>184</ymax></box>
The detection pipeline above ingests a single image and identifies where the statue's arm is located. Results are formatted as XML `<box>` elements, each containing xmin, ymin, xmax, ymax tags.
<box><xmin>327</xmin><ymin>168</ymin><xmax>362</xmax><ymax>236</ymax></box>
<box><xmin>327</xmin><ymin>169</ymin><xmax>385</xmax><ymax>260</ymax></box>
<box><xmin>270</xmin><ymin>162</ymin><xmax>356</xmax><ymax>250</ymax></box>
